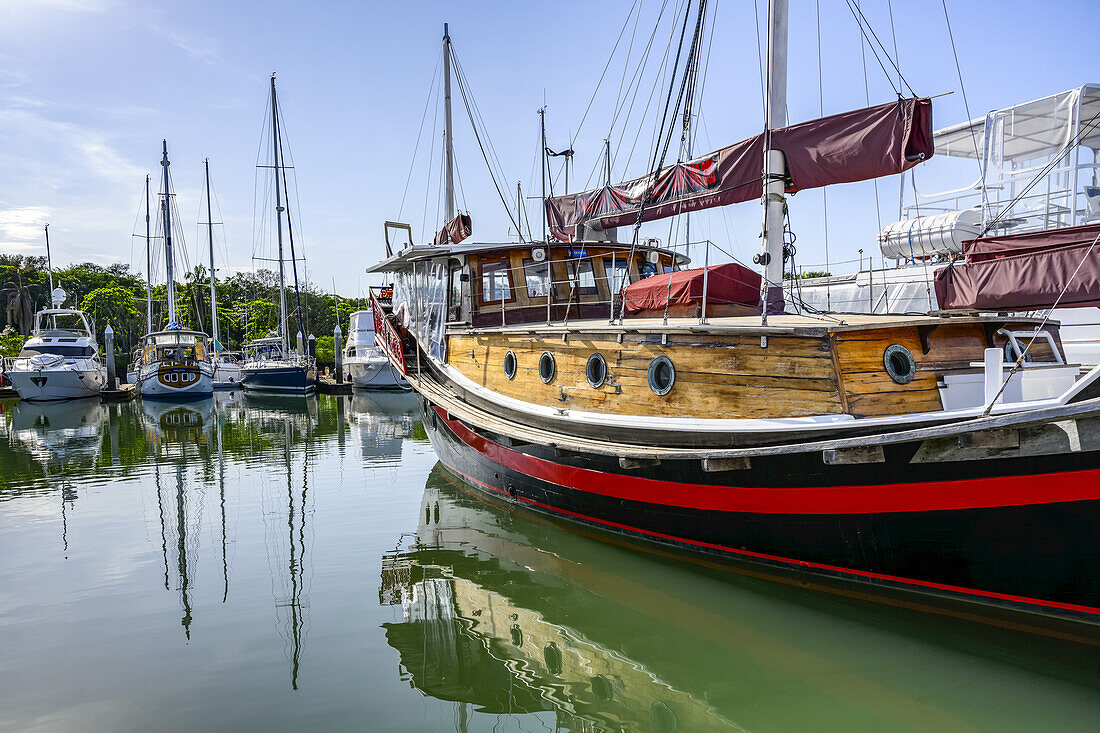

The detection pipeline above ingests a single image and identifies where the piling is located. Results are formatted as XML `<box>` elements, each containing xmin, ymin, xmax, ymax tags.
<box><xmin>334</xmin><ymin>323</ymin><xmax>343</xmax><ymax>384</ymax></box>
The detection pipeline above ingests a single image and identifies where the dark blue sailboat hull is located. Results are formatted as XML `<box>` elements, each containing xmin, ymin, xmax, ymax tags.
<box><xmin>239</xmin><ymin>365</ymin><xmax>316</xmax><ymax>395</ymax></box>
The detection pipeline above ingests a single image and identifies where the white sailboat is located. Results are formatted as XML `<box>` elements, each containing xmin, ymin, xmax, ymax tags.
<box><xmin>200</xmin><ymin>158</ymin><xmax>242</xmax><ymax>389</ymax></box>
<box><xmin>5</xmin><ymin>226</ymin><xmax>107</xmax><ymax>401</ymax></box>
<box><xmin>137</xmin><ymin>140</ymin><xmax>215</xmax><ymax>401</ymax></box>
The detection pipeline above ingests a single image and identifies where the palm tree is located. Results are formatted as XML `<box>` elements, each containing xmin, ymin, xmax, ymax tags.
<box><xmin>1</xmin><ymin>258</ymin><xmax>36</xmax><ymax>335</ymax></box>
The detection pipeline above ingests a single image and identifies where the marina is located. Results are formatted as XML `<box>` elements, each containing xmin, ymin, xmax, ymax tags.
<box><xmin>2</xmin><ymin>0</ymin><xmax>1100</xmax><ymax>729</ymax></box>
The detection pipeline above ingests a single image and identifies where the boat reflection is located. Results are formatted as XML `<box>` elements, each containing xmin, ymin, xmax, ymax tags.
<box><xmin>348</xmin><ymin>391</ymin><xmax>420</xmax><ymax>462</ymax></box>
<box><xmin>8</xmin><ymin>397</ymin><xmax>107</xmax><ymax>465</ymax></box>
<box><xmin>381</xmin><ymin>465</ymin><xmax>1100</xmax><ymax>732</ymax></box>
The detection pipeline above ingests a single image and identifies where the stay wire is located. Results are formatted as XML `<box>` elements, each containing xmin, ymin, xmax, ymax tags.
<box><xmin>449</xmin><ymin>45</ymin><xmax>526</xmax><ymax>242</ymax></box>
<box><xmin>940</xmin><ymin>0</ymin><xmax>984</xmax><ymax>178</ymax></box>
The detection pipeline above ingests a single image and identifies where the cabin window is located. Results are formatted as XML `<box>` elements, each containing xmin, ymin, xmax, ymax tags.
<box><xmin>523</xmin><ymin>258</ymin><xmax>550</xmax><ymax>298</ymax></box>
<box><xmin>538</xmin><ymin>351</ymin><xmax>556</xmax><ymax>383</ymax></box>
<box><xmin>571</xmin><ymin>259</ymin><xmax>598</xmax><ymax>295</ymax></box>
<box><xmin>479</xmin><ymin>259</ymin><xmax>512</xmax><ymax>303</ymax></box>
<box><xmin>647</xmin><ymin>356</ymin><xmax>675</xmax><ymax>395</ymax></box>
<box><xmin>585</xmin><ymin>353</ymin><xmax>607</xmax><ymax>388</ymax></box>
<box><xmin>18</xmin><ymin>344</ymin><xmax>95</xmax><ymax>358</ymax></box>
<box><xmin>602</xmin><ymin>257</ymin><xmax>630</xmax><ymax>295</ymax></box>
<box><xmin>883</xmin><ymin>344</ymin><xmax>916</xmax><ymax>384</ymax></box>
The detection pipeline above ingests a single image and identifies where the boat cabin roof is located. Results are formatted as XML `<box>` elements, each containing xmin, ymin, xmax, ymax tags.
<box><xmin>367</xmin><ymin>240</ymin><xmax>687</xmax><ymax>273</ymax></box>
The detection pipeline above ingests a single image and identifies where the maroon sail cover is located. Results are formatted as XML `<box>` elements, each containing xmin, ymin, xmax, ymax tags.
<box><xmin>622</xmin><ymin>263</ymin><xmax>762</xmax><ymax>314</ymax></box>
<box><xmin>934</xmin><ymin>222</ymin><xmax>1100</xmax><ymax>310</ymax></box>
<box><xmin>434</xmin><ymin>213</ymin><xmax>472</xmax><ymax>246</ymax></box>
<box><xmin>546</xmin><ymin>98</ymin><xmax>933</xmax><ymax>242</ymax></box>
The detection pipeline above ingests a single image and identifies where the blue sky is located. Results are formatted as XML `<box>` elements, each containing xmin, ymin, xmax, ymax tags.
<box><xmin>1</xmin><ymin>0</ymin><xmax>1098</xmax><ymax>295</ymax></box>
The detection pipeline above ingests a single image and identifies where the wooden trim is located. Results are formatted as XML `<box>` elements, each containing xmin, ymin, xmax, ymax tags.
<box><xmin>828</xmin><ymin>334</ymin><xmax>851</xmax><ymax>414</ymax></box>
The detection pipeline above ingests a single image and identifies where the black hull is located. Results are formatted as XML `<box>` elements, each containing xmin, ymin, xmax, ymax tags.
<box><xmin>419</xmin><ymin>396</ymin><xmax>1100</xmax><ymax>623</ymax></box>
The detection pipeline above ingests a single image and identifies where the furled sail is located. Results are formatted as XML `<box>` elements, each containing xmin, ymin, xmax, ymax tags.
<box><xmin>434</xmin><ymin>213</ymin><xmax>473</xmax><ymax>246</ymax></box>
<box><xmin>934</xmin><ymin>222</ymin><xmax>1100</xmax><ymax>311</ymax></box>
<box><xmin>545</xmin><ymin>98</ymin><xmax>934</xmax><ymax>242</ymax></box>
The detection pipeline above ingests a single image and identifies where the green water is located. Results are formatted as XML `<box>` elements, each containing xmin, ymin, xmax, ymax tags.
<box><xmin>0</xmin><ymin>393</ymin><xmax>1097</xmax><ymax>732</ymax></box>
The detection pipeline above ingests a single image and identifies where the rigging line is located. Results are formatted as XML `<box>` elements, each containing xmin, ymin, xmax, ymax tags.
<box><xmin>843</xmin><ymin>0</ymin><xmax>901</xmax><ymax>97</ymax></box>
<box><xmin>421</xmin><ymin>72</ymin><xmax>442</xmax><ymax>241</ymax></box>
<box><xmin>570</xmin><ymin>0</ymin><xmax>643</xmax><ymax>148</ymax></box>
<box><xmin>619</xmin><ymin>0</ymin><xmax>703</xmax><ymax>321</ymax></box>
<box><xmin>886</xmin><ymin>0</ymin><xmax>901</xmax><ymax>95</ymax></box>
<box><xmin>618</xmin><ymin>23</ymin><xmax>677</xmax><ymax>184</ymax></box>
<box><xmin>450</xmin><ymin>46</ymin><xmax>526</xmax><ymax>241</ymax></box>
<box><xmin>816</xmin><ymin>0</ymin><xmax>831</xmax><ymax>310</ymax></box>
<box><xmin>608</xmin><ymin>0</ymin><xmax>645</xmax><ymax>137</ymax></box>
<box><xmin>274</xmin><ymin>92</ymin><xmax>307</xmax><ymax>342</ymax></box>
<box><xmin>856</xmin><ymin>0</ymin><xmax>883</xmax><ymax>236</ymax></box>
<box><xmin>752</xmin><ymin>0</ymin><xmax>765</xmax><ymax>118</ymax></box>
<box><xmin>398</xmin><ymin>47</ymin><xmax>443</xmax><ymax>221</ymax></box>
<box><xmin>451</xmin><ymin>51</ymin><xmax>516</xmax><ymax>207</ymax></box>
<box><xmin>606</xmin><ymin>0</ymin><xmax>673</xmax><ymax>179</ymax></box>
<box><xmin>978</xmin><ymin>108</ymin><xmax>1100</xmax><ymax>238</ymax></box>
<box><xmin>940</xmin><ymin>0</ymin><xmax>984</xmax><ymax>178</ymax></box>
<box><xmin>847</xmin><ymin>0</ymin><xmax>912</xmax><ymax>96</ymax></box>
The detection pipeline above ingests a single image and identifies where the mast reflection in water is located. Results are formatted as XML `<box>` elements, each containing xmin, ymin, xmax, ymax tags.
<box><xmin>0</xmin><ymin>393</ymin><xmax>1098</xmax><ymax>731</ymax></box>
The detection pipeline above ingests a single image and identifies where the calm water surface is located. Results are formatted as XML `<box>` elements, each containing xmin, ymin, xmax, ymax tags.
<box><xmin>1</xmin><ymin>392</ymin><xmax>1098</xmax><ymax>732</ymax></box>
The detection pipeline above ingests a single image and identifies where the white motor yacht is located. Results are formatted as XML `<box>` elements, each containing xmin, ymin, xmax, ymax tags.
<box><xmin>343</xmin><ymin>310</ymin><xmax>409</xmax><ymax>390</ymax></box>
<box><xmin>5</xmin><ymin>299</ymin><xmax>107</xmax><ymax>402</ymax></box>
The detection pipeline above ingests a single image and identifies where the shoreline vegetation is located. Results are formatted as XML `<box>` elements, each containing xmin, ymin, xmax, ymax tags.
<box><xmin>1</xmin><ymin>254</ymin><xmax>363</xmax><ymax>369</ymax></box>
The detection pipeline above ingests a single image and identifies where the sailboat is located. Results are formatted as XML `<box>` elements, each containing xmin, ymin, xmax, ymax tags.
<box><xmin>137</xmin><ymin>140</ymin><xmax>215</xmax><ymax>401</ymax></box>
<box><xmin>200</xmin><ymin>158</ymin><xmax>242</xmax><ymax>389</ymax></box>
<box><xmin>5</xmin><ymin>225</ymin><xmax>107</xmax><ymax>401</ymax></box>
<box><xmin>240</xmin><ymin>75</ymin><xmax>317</xmax><ymax>395</ymax></box>
<box><xmin>368</xmin><ymin>11</ymin><xmax>1100</xmax><ymax>626</ymax></box>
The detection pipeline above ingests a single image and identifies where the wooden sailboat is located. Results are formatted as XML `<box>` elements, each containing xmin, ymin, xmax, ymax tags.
<box><xmin>240</xmin><ymin>76</ymin><xmax>317</xmax><ymax>395</ymax></box>
<box><xmin>137</xmin><ymin>141</ymin><xmax>215</xmax><ymax>401</ymax></box>
<box><xmin>369</xmin><ymin>11</ymin><xmax>1100</xmax><ymax>625</ymax></box>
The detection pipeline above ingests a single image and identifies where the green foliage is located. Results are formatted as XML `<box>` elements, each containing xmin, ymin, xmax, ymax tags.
<box><xmin>0</xmin><ymin>258</ymin><xmax>357</xmax><ymax>354</ymax></box>
<box><xmin>0</xmin><ymin>326</ymin><xmax>25</xmax><ymax>358</ymax></box>
<box><xmin>314</xmin><ymin>335</ymin><xmax>334</xmax><ymax>365</ymax></box>
<box><xmin>786</xmin><ymin>270</ymin><xmax>832</xmax><ymax>280</ymax></box>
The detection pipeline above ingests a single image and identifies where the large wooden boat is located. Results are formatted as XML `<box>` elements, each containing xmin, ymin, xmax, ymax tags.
<box><xmin>370</xmin><ymin>10</ymin><xmax>1100</xmax><ymax>624</ymax></box>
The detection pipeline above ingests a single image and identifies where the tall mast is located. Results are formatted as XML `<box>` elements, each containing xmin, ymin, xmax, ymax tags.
<box><xmin>145</xmin><ymin>174</ymin><xmax>152</xmax><ymax>333</ymax></box>
<box><xmin>442</xmin><ymin>23</ymin><xmax>456</xmax><ymax>222</ymax></box>
<box><xmin>204</xmin><ymin>158</ymin><xmax>219</xmax><ymax>349</ymax></box>
<box><xmin>161</xmin><ymin>140</ymin><xmax>176</xmax><ymax>326</ymax></box>
<box><xmin>44</xmin><ymin>224</ymin><xmax>54</xmax><ymax>295</ymax></box>
<box><xmin>539</xmin><ymin>107</ymin><xmax>547</xmax><ymax>242</ymax></box>
<box><xmin>270</xmin><ymin>75</ymin><xmax>289</xmax><ymax>354</ymax></box>
<box><xmin>759</xmin><ymin>0</ymin><xmax>788</xmax><ymax>322</ymax></box>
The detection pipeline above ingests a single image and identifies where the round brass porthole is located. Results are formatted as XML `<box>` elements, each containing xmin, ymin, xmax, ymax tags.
<box><xmin>585</xmin><ymin>353</ymin><xmax>607</xmax><ymax>388</ymax></box>
<box><xmin>503</xmin><ymin>350</ymin><xmax>517</xmax><ymax>380</ymax></box>
<box><xmin>538</xmin><ymin>351</ymin><xmax>556</xmax><ymax>384</ymax></box>
<box><xmin>647</xmin><ymin>355</ymin><xmax>675</xmax><ymax>395</ymax></box>
<box><xmin>883</xmin><ymin>344</ymin><xmax>916</xmax><ymax>385</ymax></box>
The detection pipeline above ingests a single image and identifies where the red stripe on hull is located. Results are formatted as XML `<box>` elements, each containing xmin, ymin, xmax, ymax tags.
<box><xmin>435</xmin><ymin>407</ymin><xmax>1100</xmax><ymax>515</ymax></box>
<box><xmin>432</xmin><ymin>420</ymin><xmax>1100</xmax><ymax>619</ymax></box>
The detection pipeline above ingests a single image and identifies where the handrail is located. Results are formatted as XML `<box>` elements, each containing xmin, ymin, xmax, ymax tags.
<box><xmin>371</xmin><ymin>290</ymin><xmax>406</xmax><ymax>375</ymax></box>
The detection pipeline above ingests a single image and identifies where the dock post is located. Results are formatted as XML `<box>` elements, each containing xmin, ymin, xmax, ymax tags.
<box><xmin>308</xmin><ymin>333</ymin><xmax>316</xmax><ymax>358</ymax></box>
<box><xmin>105</xmin><ymin>324</ymin><xmax>117</xmax><ymax>390</ymax></box>
<box><xmin>334</xmin><ymin>323</ymin><xmax>343</xmax><ymax>383</ymax></box>
<box><xmin>296</xmin><ymin>330</ymin><xmax>304</xmax><ymax>356</ymax></box>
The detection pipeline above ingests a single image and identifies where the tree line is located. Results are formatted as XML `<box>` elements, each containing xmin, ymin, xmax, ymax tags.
<box><xmin>0</xmin><ymin>254</ymin><xmax>368</xmax><ymax>367</ymax></box>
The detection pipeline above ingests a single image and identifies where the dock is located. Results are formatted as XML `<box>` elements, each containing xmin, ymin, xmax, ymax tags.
<box><xmin>100</xmin><ymin>383</ymin><xmax>137</xmax><ymax>403</ymax></box>
<box><xmin>316</xmin><ymin>377</ymin><xmax>352</xmax><ymax>395</ymax></box>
